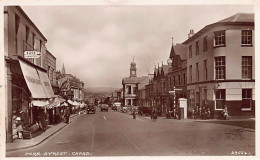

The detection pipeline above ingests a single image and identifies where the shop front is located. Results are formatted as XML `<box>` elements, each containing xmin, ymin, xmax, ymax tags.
<box><xmin>8</xmin><ymin>57</ymin><xmax>55</xmax><ymax>141</ymax></box>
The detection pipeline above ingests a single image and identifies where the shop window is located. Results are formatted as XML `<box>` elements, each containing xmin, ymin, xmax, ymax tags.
<box><xmin>242</xmin><ymin>89</ymin><xmax>252</xmax><ymax>110</ymax></box>
<box><xmin>214</xmin><ymin>30</ymin><xmax>225</xmax><ymax>47</ymax></box>
<box><xmin>241</xmin><ymin>30</ymin><xmax>252</xmax><ymax>46</ymax></box>
<box><xmin>215</xmin><ymin>89</ymin><xmax>225</xmax><ymax>109</ymax></box>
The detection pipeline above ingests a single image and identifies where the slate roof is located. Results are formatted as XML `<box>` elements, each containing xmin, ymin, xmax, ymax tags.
<box><xmin>218</xmin><ymin>13</ymin><xmax>254</xmax><ymax>23</ymax></box>
<box><xmin>172</xmin><ymin>44</ymin><xmax>187</xmax><ymax>60</ymax></box>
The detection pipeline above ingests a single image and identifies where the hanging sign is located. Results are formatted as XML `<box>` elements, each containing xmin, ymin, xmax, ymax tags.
<box><xmin>24</xmin><ymin>51</ymin><xmax>41</xmax><ymax>58</ymax></box>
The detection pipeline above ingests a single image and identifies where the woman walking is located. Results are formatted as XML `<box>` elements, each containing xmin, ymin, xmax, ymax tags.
<box><xmin>152</xmin><ymin>109</ymin><xmax>157</xmax><ymax>122</ymax></box>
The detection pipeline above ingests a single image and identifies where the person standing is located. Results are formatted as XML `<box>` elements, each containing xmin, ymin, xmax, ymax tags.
<box><xmin>152</xmin><ymin>109</ymin><xmax>157</xmax><ymax>122</ymax></box>
<box><xmin>64</xmin><ymin>106</ymin><xmax>71</xmax><ymax>124</ymax></box>
<box><xmin>132</xmin><ymin>108</ymin><xmax>136</xmax><ymax>119</ymax></box>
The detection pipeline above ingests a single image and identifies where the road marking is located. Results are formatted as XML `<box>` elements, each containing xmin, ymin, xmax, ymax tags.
<box><xmin>121</xmin><ymin>131</ymin><xmax>145</xmax><ymax>156</ymax></box>
<box><xmin>103</xmin><ymin>115</ymin><xmax>107</xmax><ymax>120</ymax></box>
<box><xmin>90</xmin><ymin>121</ymin><xmax>95</xmax><ymax>155</ymax></box>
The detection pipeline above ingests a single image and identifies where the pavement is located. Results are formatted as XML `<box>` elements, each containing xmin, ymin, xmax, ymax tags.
<box><xmin>6</xmin><ymin>113</ymin><xmax>79</xmax><ymax>152</ymax></box>
<box><xmin>6</xmin><ymin>110</ymin><xmax>255</xmax><ymax>155</ymax></box>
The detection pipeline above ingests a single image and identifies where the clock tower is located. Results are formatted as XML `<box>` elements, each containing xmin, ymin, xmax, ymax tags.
<box><xmin>130</xmin><ymin>58</ymin><xmax>137</xmax><ymax>77</ymax></box>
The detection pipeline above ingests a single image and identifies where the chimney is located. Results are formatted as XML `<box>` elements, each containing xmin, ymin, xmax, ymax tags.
<box><xmin>188</xmin><ymin>29</ymin><xmax>195</xmax><ymax>38</ymax></box>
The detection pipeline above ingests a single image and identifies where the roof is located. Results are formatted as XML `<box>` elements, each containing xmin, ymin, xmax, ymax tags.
<box><xmin>122</xmin><ymin>76</ymin><xmax>149</xmax><ymax>84</ymax></box>
<box><xmin>218</xmin><ymin>13</ymin><xmax>254</xmax><ymax>23</ymax></box>
<box><xmin>183</xmin><ymin>13</ymin><xmax>254</xmax><ymax>44</ymax></box>
<box><xmin>138</xmin><ymin>77</ymin><xmax>150</xmax><ymax>90</ymax></box>
<box><xmin>169</xmin><ymin>45</ymin><xmax>176</xmax><ymax>59</ymax></box>
<box><xmin>172</xmin><ymin>44</ymin><xmax>187</xmax><ymax>60</ymax></box>
<box><xmin>162</xmin><ymin>65</ymin><xmax>170</xmax><ymax>75</ymax></box>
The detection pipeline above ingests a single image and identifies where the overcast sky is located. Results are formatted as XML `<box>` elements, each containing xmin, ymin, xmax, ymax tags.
<box><xmin>21</xmin><ymin>5</ymin><xmax>254</xmax><ymax>88</ymax></box>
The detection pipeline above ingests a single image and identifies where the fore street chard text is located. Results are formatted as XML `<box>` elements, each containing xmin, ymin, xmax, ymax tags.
<box><xmin>24</xmin><ymin>152</ymin><xmax>91</xmax><ymax>156</ymax></box>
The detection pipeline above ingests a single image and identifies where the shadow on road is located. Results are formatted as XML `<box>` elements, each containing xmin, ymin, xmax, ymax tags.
<box><xmin>195</xmin><ymin>120</ymin><xmax>255</xmax><ymax>129</ymax></box>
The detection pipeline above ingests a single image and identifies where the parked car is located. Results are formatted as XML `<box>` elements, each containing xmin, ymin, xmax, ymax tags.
<box><xmin>87</xmin><ymin>105</ymin><xmax>96</xmax><ymax>114</ymax></box>
<box><xmin>100</xmin><ymin>104</ymin><xmax>109</xmax><ymax>112</ymax></box>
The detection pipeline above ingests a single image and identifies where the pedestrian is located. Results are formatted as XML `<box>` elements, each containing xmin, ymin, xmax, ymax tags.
<box><xmin>38</xmin><ymin>109</ymin><xmax>47</xmax><ymax>131</ymax></box>
<box><xmin>132</xmin><ymin>108</ymin><xmax>136</xmax><ymax>119</ymax></box>
<box><xmin>206</xmin><ymin>108</ymin><xmax>211</xmax><ymax>119</ymax></box>
<box><xmin>64</xmin><ymin>106</ymin><xmax>71</xmax><ymax>124</ymax></box>
<box><xmin>195</xmin><ymin>105</ymin><xmax>199</xmax><ymax>119</ymax></box>
<box><xmin>201</xmin><ymin>106</ymin><xmax>206</xmax><ymax>120</ymax></box>
<box><xmin>152</xmin><ymin>109</ymin><xmax>157</xmax><ymax>122</ymax></box>
<box><xmin>223</xmin><ymin>105</ymin><xmax>229</xmax><ymax>120</ymax></box>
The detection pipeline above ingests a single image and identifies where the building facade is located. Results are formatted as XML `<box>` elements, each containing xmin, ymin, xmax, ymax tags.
<box><xmin>183</xmin><ymin>13</ymin><xmax>255</xmax><ymax>116</ymax></box>
<box><xmin>167</xmin><ymin>43</ymin><xmax>187</xmax><ymax>111</ymax></box>
<box><xmin>152</xmin><ymin>63</ymin><xmax>170</xmax><ymax>116</ymax></box>
<box><xmin>44</xmin><ymin>50</ymin><xmax>59</xmax><ymax>94</ymax></box>
<box><xmin>4</xmin><ymin>6</ymin><xmax>55</xmax><ymax>142</ymax></box>
<box><xmin>122</xmin><ymin>60</ymin><xmax>148</xmax><ymax>107</ymax></box>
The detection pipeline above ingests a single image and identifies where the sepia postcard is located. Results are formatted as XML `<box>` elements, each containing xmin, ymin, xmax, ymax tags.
<box><xmin>0</xmin><ymin>0</ymin><xmax>259</xmax><ymax>160</ymax></box>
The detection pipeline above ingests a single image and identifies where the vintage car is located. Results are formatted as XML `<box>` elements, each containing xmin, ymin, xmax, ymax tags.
<box><xmin>100</xmin><ymin>104</ymin><xmax>109</xmax><ymax>112</ymax></box>
<box><xmin>87</xmin><ymin>105</ymin><xmax>96</xmax><ymax>114</ymax></box>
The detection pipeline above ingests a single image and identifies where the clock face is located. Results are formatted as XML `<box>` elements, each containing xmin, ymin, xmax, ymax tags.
<box><xmin>131</xmin><ymin>71</ymin><xmax>135</xmax><ymax>74</ymax></box>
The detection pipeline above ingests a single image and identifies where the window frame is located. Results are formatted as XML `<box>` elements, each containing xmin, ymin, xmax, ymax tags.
<box><xmin>241</xmin><ymin>30</ymin><xmax>253</xmax><ymax>46</ymax></box>
<box><xmin>214</xmin><ymin>30</ymin><xmax>226</xmax><ymax>47</ymax></box>
<box><xmin>215</xmin><ymin>89</ymin><xmax>226</xmax><ymax>110</ymax></box>
<box><xmin>189</xmin><ymin>65</ymin><xmax>192</xmax><ymax>83</ymax></box>
<box><xmin>203</xmin><ymin>36</ymin><xmax>208</xmax><ymax>52</ymax></box>
<box><xmin>215</xmin><ymin>56</ymin><xmax>226</xmax><ymax>80</ymax></box>
<box><xmin>242</xmin><ymin>89</ymin><xmax>252</xmax><ymax>111</ymax></box>
<box><xmin>204</xmin><ymin>60</ymin><xmax>208</xmax><ymax>81</ymax></box>
<box><xmin>242</xmin><ymin>56</ymin><xmax>252</xmax><ymax>79</ymax></box>
<box><xmin>196</xmin><ymin>62</ymin><xmax>199</xmax><ymax>82</ymax></box>
<box><xmin>196</xmin><ymin>41</ymin><xmax>199</xmax><ymax>55</ymax></box>
<box><xmin>189</xmin><ymin>45</ymin><xmax>192</xmax><ymax>58</ymax></box>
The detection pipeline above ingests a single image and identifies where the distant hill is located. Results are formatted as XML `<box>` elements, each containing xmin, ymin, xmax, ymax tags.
<box><xmin>85</xmin><ymin>87</ymin><xmax>120</xmax><ymax>93</ymax></box>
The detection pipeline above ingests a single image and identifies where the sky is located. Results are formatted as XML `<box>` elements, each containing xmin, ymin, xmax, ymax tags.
<box><xmin>21</xmin><ymin>5</ymin><xmax>254</xmax><ymax>88</ymax></box>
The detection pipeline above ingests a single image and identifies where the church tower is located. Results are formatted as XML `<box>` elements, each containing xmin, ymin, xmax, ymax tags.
<box><xmin>62</xmin><ymin>63</ymin><xmax>66</xmax><ymax>75</ymax></box>
<box><xmin>130</xmin><ymin>57</ymin><xmax>137</xmax><ymax>77</ymax></box>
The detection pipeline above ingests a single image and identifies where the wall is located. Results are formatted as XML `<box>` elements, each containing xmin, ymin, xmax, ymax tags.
<box><xmin>6</xmin><ymin>6</ymin><xmax>47</xmax><ymax>68</ymax></box>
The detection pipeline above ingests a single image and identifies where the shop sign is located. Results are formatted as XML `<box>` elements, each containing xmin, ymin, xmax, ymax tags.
<box><xmin>24</xmin><ymin>51</ymin><xmax>41</xmax><ymax>58</ymax></box>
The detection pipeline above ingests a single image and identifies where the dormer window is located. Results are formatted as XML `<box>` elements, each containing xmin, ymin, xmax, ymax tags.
<box><xmin>214</xmin><ymin>30</ymin><xmax>225</xmax><ymax>47</ymax></box>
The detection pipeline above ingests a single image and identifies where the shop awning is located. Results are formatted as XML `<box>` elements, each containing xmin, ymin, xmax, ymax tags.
<box><xmin>19</xmin><ymin>60</ymin><xmax>47</xmax><ymax>99</ymax></box>
<box><xmin>37</xmin><ymin>69</ymin><xmax>55</xmax><ymax>98</ymax></box>
<box><xmin>48</xmin><ymin>96</ymin><xmax>66</xmax><ymax>109</ymax></box>
<box><xmin>32</xmin><ymin>100</ymin><xmax>49</xmax><ymax>107</ymax></box>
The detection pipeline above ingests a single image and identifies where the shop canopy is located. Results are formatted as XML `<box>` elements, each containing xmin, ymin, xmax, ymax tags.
<box><xmin>19</xmin><ymin>60</ymin><xmax>47</xmax><ymax>99</ymax></box>
<box><xmin>37</xmin><ymin>69</ymin><xmax>55</xmax><ymax>98</ymax></box>
<box><xmin>19</xmin><ymin>59</ymin><xmax>55</xmax><ymax>99</ymax></box>
<box><xmin>68</xmin><ymin>100</ymin><xmax>80</xmax><ymax>106</ymax></box>
<box><xmin>48</xmin><ymin>96</ymin><xmax>66</xmax><ymax>109</ymax></box>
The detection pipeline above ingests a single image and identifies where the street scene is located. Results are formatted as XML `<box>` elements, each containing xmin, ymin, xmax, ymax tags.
<box><xmin>3</xmin><ymin>4</ymin><xmax>256</xmax><ymax>158</ymax></box>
